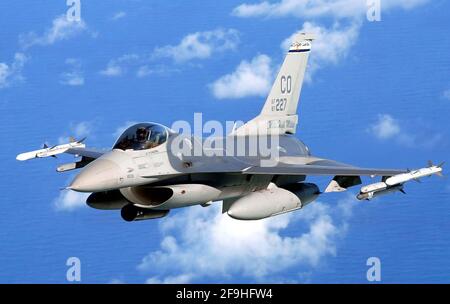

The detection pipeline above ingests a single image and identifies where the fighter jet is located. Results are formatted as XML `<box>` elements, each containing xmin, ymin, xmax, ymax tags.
<box><xmin>17</xmin><ymin>33</ymin><xmax>443</xmax><ymax>222</ymax></box>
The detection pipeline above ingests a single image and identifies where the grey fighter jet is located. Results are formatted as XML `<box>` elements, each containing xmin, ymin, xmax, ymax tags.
<box><xmin>17</xmin><ymin>33</ymin><xmax>443</xmax><ymax>221</ymax></box>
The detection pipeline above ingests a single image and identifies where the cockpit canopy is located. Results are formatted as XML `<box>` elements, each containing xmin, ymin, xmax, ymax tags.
<box><xmin>113</xmin><ymin>123</ymin><xmax>168</xmax><ymax>151</ymax></box>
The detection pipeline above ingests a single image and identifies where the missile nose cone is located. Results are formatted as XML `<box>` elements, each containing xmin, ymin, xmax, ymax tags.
<box><xmin>69</xmin><ymin>159</ymin><xmax>122</xmax><ymax>192</ymax></box>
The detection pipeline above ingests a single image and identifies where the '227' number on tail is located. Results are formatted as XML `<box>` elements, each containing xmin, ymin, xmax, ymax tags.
<box><xmin>272</xmin><ymin>98</ymin><xmax>287</xmax><ymax>112</ymax></box>
<box><xmin>280</xmin><ymin>75</ymin><xmax>291</xmax><ymax>94</ymax></box>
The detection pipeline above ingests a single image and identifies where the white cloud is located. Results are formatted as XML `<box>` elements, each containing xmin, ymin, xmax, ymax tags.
<box><xmin>72</xmin><ymin>121</ymin><xmax>92</xmax><ymax>138</ymax></box>
<box><xmin>0</xmin><ymin>53</ymin><xmax>28</xmax><ymax>89</ymax></box>
<box><xmin>210</xmin><ymin>22</ymin><xmax>359</xmax><ymax>97</ymax></box>
<box><xmin>154</xmin><ymin>29</ymin><xmax>240</xmax><ymax>63</ymax></box>
<box><xmin>368</xmin><ymin>114</ymin><xmax>401</xmax><ymax>140</ymax></box>
<box><xmin>54</xmin><ymin>190</ymin><xmax>89</xmax><ymax>211</ymax></box>
<box><xmin>58</xmin><ymin>121</ymin><xmax>93</xmax><ymax>144</ymax></box>
<box><xmin>20</xmin><ymin>15</ymin><xmax>88</xmax><ymax>49</ymax></box>
<box><xmin>233</xmin><ymin>1</ymin><xmax>428</xmax><ymax>83</ymax></box>
<box><xmin>209</xmin><ymin>22</ymin><xmax>359</xmax><ymax>97</ymax></box>
<box><xmin>60</xmin><ymin>58</ymin><xmax>84</xmax><ymax>86</ymax></box>
<box><xmin>136</xmin><ymin>65</ymin><xmax>152</xmax><ymax>78</ymax></box>
<box><xmin>232</xmin><ymin>0</ymin><xmax>428</xmax><ymax>19</ymax></box>
<box><xmin>100</xmin><ymin>29</ymin><xmax>237</xmax><ymax>77</ymax></box>
<box><xmin>137</xmin><ymin>196</ymin><xmax>356</xmax><ymax>283</ymax></box>
<box><xmin>282</xmin><ymin>22</ymin><xmax>360</xmax><ymax>82</ymax></box>
<box><xmin>136</xmin><ymin>65</ymin><xmax>180</xmax><ymax>78</ymax></box>
<box><xmin>210</xmin><ymin>54</ymin><xmax>273</xmax><ymax>99</ymax></box>
<box><xmin>367</xmin><ymin>114</ymin><xmax>442</xmax><ymax>148</ymax></box>
<box><xmin>100</xmin><ymin>60</ymin><xmax>181</xmax><ymax>78</ymax></box>
<box><xmin>233</xmin><ymin>1</ymin><xmax>275</xmax><ymax>17</ymax></box>
<box><xmin>112</xmin><ymin>11</ymin><xmax>127</xmax><ymax>21</ymax></box>
<box><xmin>100</xmin><ymin>54</ymin><xmax>139</xmax><ymax>77</ymax></box>
<box><xmin>100</xmin><ymin>64</ymin><xmax>123</xmax><ymax>77</ymax></box>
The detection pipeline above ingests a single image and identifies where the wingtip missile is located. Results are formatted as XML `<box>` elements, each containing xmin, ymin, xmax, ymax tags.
<box><xmin>16</xmin><ymin>139</ymin><xmax>86</xmax><ymax>161</ymax></box>
<box><xmin>385</xmin><ymin>164</ymin><xmax>442</xmax><ymax>186</ymax></box>
<box><xmin>357</xmin><ymin>163</ymin><xmax>444</xmax><ymax>200</ymax></box>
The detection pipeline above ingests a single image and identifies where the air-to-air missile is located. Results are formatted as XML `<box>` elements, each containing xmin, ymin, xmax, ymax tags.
<box><xmin>357</xmin><ymin>162</ymin><xmax>444</xmax><ymax>200</ymax></box>
<box><xmin>16</xmin><ymin>137</ymin><xmax>86</xmax><ymax>161</ymax></box>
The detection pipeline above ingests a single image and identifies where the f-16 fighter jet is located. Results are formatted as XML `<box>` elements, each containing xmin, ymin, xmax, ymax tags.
<box><xmin>17</xmin><ymin>33</ymin><xmax>443</xmax><ymax>221</ymax></box>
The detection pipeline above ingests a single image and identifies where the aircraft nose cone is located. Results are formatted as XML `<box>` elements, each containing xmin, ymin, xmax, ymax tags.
<box><xmin>69</xmin><ymin>159</ymin><xmax>122</xmax><ymax>192</ymax></box>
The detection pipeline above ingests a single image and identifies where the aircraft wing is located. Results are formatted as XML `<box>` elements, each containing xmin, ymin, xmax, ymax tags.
<box><xmin>65</xmin><ymin>147</ymin><xmax>104</xmax><ymax>159</ymax></box>
<box><xmin>241</xmin><ymin>161</ymin><xmax>406</xmax><ymax>177</ymax></box>
<box><xmin>164</xmin><ymin>157</ymin><xmax>407</xmax><ymax>178</ymax></box>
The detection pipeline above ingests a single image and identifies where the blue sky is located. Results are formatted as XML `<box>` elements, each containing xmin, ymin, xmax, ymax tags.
<box><xmin>0</xmin><ymin>0</ymin><xmax>449</xmax><ymax>283</ymax></box>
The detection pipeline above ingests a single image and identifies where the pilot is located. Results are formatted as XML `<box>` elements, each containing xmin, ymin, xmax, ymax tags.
<box><xmin>134</xmin><ymin>127</ymin><xmax>149</xmax><ymax>150</ymax></box>
<box><xmin>136</xmin><ymin>127</ymin><xmax>148</xmax><ymax>141</ymax></box>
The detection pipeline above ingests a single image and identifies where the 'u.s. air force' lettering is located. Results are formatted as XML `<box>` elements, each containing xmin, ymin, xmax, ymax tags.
<box><xmin>268</xmin><ymin>119</ymin><xmax>296</xmax><ymax>129</ymax></box>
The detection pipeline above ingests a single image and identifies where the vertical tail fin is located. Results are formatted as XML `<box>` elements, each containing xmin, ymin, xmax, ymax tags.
<box><xmin>234</xmin><ymin>33</ymin><xmax>314</xmax><ymax>136</ymax></box>
<box><xmin>261</xmin><ymin>33</ymin><xmax>313</xmax><ymax>117</ymax></box>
